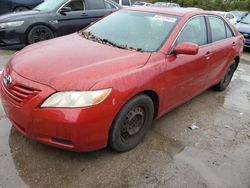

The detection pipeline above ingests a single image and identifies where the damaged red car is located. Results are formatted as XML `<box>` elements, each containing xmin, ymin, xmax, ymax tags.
<box><xmin>0</xmin><ymin>7</ymin><xmax>244</xmax><ymax>152</ymax></box>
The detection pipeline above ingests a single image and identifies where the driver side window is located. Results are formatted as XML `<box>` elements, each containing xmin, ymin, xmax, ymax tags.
<box><xmin>64</xmin><ymin>0</ymin><xmax>86</xmax><ymax>11</ymax></box>
<box><xmin>176</xmin><ymin>16</ymin><xmax>207</xmax><ymax>46</ymax></box>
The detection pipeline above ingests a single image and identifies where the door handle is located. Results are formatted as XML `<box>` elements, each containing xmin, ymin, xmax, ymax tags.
<box><xmin>81</xmin><ymin>13</ymin><xmax>88</xmax><ymax>17</ymax></box>
<box><xmin>205</xmin><ymin>51</ymin><xmax>212</xmax><ymax>56</ymax></box>
<box><xmin>232</xmin><ymin>42</ymin><xmax>236</xmax><ymax>48</ymax></box>
<box><xmin>205</xmin><ymin>51</ymin><xmax>212</xmax><ymax>60</ymax></box>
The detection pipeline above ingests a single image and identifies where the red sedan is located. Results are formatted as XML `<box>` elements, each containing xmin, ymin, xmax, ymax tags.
<box><xmin>0</xmin><ymin>7</ymin><xmax>244</xmax><ymax>152</ymax></box>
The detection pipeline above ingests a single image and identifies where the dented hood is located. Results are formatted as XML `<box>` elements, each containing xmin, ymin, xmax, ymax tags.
<box><xmin>10</xmin><ymin>33</ymin><xmax>151</xmax><ymax>91</ymax></box>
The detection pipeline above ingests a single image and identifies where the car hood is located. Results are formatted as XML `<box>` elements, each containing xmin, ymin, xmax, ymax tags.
<box><xmin>10</xmin><ymin>34</ymin><xmax>151</xmax><ymax>91</ymax></box>
<box><xmin>235</xmin><ymin>22</ymin><xmax>250</xmax><ymax>33</ymax></box>
<box><xmin>0</xmin><ymin>10</ymin><xmax>47</xmax><ymax>22</ymax></box>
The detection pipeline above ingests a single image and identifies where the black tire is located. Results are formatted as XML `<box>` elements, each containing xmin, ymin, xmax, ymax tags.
<box><xmin>213</xmin><ymin>61</ymin><xmax>236</xmax><ymax>91</ymax></box>
<box><xmin>244</xmin><ymin>46</ymin><xmax>250</xmax><ymax>52</ymax></box>
<box><xmin>14</xmin><ymin>6</ymin><xmax>29</xmax><ymax>12</ymax></box>
<box><xmin>109</xmin><ymin>94</ymin><xmax>154</xmax><ymax>152</ymax></box>
<box><xmin>27</xmin><ymin>25</ymin><xmax>54</xmax><ymax>44</ymax></box>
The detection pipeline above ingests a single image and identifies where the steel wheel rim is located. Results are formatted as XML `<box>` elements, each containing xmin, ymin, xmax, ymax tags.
<box><xmin>121</xmin><ymin>105</ymin><xmax>146</xmax><ymax>142</ymax></box>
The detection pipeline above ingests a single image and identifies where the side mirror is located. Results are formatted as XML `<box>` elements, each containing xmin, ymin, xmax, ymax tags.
<box><xmin>59</xmin><ymin>7</ymin><xmax>72</xmax><ymax>14</ymax></box>
<box><xmin>173</xmin><ymin>42</ymin><xmax>199</xmax><ymax>55</ymax></box>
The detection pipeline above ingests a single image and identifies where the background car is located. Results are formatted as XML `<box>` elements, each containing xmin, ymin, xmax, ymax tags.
<box><xmin>0</xmin><ymin>0</ymin><xmax>44</xmax><ymax>14</ymax></box>
<box><xmin>151</xmin><ymin>2</ymin><xmax>180</xmax><ymax>7</ymax></box>
<box><xmin>0</xmin><ymin>0</ymin><xmax>121</xmax><ymax>48</ymax></box>
<box><xmin>212</xmin><ymin>11</ymin><xmax>238</xmax><ymax>25</ymax></box>
<box><xmin>235</xmin><ymin>14</ymin><xmax>250</xmax><ymax>48</ymax></box>
<box><xmin>112</xmin><ymin>0</ymin><xmax>131</xmax><ymax>7</ymax></box>
<box><xmin>133</xmin><ymin>1</ymin><xmax>152</xmax><ymax>6</ymax></box>
<box><xmin>230</xmin><ymin>11</ymin><xmax>248</xmax><ymax>22</ymax></box>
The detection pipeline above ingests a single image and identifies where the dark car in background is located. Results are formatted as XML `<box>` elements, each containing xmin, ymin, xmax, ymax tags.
<box><xmin>0</xmin><ymin>0</ymin><xmax>44</xmax><ymax>14</ymax></box>
<box><xmin>235</xmin><ymin>14</ymin><xmax>250</xmax><ymax>48</ymax></box>
<box><xmin>0</xmin><ymin>0</ymin><xmax>121</xmax><ymax>48</ymax></box>
<box><xmin>230</xmin><ymin>11</ymin><xmax>248</xmax><ymax>22</ymax></box>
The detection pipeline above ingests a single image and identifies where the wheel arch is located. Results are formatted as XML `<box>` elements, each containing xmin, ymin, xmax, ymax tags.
<box><xmin>25</xmin><ymin>23</ymin><xmax>57</xmax><ymax>44</ymax></box>
<box><xmin>140</xmin><ymin>90</ymin><xmax>160</xmax><ymax>119</ymax></box>
<box><xmin>12</xmin><ymin>5</ymin><xmax>30</xmax><ymax>11</ymax></box>
<box><xmin>112</xmin><ymin>89</ymin><xmax>160</xmax><ymax>125</ymax></box>
<box><xmin>234</xmin><ymin>56</ymin><xmax>240</xmax><ymax>70</ymax></box>
<box><xmin>108</xmin><ymin>89</ymin><xmax>160</xmax><ymax>148</ymax></box>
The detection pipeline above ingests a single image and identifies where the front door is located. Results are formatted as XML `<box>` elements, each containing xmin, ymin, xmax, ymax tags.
<box><xmin>164</xmin><ymin>16</ymin><xmax>210</xmax><ymax>110</ymax></box>
<box><xmin>56</xmin><ymin>0</ymin><xmax>115</xmax><ymax>36</ymax></box>
<box><xmin>56</xmin><ymin>0</ymin><xmax>92</xmax><ymax>36</ymax></box>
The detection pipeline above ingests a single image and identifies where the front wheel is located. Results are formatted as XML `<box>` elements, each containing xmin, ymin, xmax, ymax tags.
<box><xmin>109</xmin><ymin>94</ymin><xmax>154</xmax><ymax>152</ymax></box>
<box><xmin>213</xmin><ymin>61</ymin><xmax>236</xmax><ymax>91</ymax></box>
<box><xmin>27</xmin><ymin>25</ymin><xmax>54</xmax><ymax>44</ymax></box>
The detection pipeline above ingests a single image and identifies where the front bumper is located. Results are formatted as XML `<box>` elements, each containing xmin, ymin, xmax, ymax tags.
<box><xmin>0</xmin><ymin>27</ymin><xmax>26</xmax><ymax>48</ymax></box>
<box><xmin>0</xmin><ymin>70</ymin><xmax>116</xmax><ymax>152</ymax></box>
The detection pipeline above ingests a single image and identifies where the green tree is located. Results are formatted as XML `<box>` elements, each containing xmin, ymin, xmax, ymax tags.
<box><xmin>147</xmin><ymin>0</ymin><xmax>250</xmax><ymax>11</ymax></box>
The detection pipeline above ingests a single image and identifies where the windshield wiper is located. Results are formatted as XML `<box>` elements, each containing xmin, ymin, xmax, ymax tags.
<box><xmin>100</xmin><ymin>39</ymin><xmax>144</xmax><ymax>52</ymax></box>
<box><xmin>79</xmin><ymin>31</ymin><xmax>144</xmax><ymax>52</ymax></box>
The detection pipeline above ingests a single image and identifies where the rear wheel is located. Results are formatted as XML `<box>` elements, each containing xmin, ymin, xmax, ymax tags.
<box><xmin>27</xmin><ymin>25</ymin><xmax>54</xmax><ymax>44</ymax></box>
<box><xmin>109</xmin><ymin>94</ymin><xmax>154</xmax><ymax>152</ymax></box>
<box><xmin>14</xmin><ymin>6</ymin><xmax>29</xmax><ymax>12</ymax></box>
<box><xmin>213</xmin><ymin>61</ymin><xmax>236</xmax><ymax>91</ymax></box>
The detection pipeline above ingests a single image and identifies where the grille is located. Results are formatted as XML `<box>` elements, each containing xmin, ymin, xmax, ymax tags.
<box><xmin>3</xmin><ymin>83</ymin><xmax>40</xmax><ymax>104</ymax></box>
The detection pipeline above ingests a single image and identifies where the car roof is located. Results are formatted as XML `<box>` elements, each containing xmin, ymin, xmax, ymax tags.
<box><xmin>126</xmin><ymin>6</ymin><xmax>211</xmax><ymax>17</ymax></box>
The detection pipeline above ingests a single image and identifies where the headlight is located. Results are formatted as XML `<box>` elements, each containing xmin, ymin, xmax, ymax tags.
<box><xmin>0</xmin><ymin>21</ymin><xmax>24</xmax><ymax>29</ymax></box>
<box><xmin>41</xmin><ymin>89</ymin><xmax>112</xmax><ymax>108</ymax></box>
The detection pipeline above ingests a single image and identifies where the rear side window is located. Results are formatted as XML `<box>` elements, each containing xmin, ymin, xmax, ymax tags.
<box><xmin>87</xmin><ymin>0</ymin><xmax>105</xmax><ymax>9</ymax></box>
<box><xmin>105</xmin><ymin>1</ymin><xmax>117</xmax><ymax>9</ymax></box>
<box><xmin>225</xmin><ymin>24</ymin><xmax>234</xmax><ymax>38</ymax></box>
<box><xmin>208</xmin><ymin>16</ymin><xmax>226</xmax><ymax>42</ymax></box>
<box><xmin>122</xmin><ymin>0</ymin><xmax>130</xmax><ymax>6</ymax></box>
<box><xmin>176</xmin><ymin>16</ymin><xmax>207</xmax><ymax>46</ymax></box>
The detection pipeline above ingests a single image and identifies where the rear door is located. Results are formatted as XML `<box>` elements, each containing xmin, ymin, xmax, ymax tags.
<box><xmin>164</xmin><ymin>16</ymin><xmax>210</xmax><ymax>109</ymax></box>
<box><xmin>83</xmin><ymin>0</ymin><xmax>117</xmax><ymax>26</ymax></box>
<box><xmin>205</xmin><ymin>16</ymin><xmax>237</xmax><ymax>85</ymax></box>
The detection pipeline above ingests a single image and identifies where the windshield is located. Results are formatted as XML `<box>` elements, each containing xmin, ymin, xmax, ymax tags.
<box><xmin>34</xmin><ymin>0</ymin><xmax>66</xmax><ymax>12</ymax></box>
<box><xmin>240</xmin><ymin>14</ymin><xmax>250</xmax><ymax>24</ymax></box>
<box><xmin>81</xmin><ymin>10</ymin><xmax>179</xmax><ymax>52</ymax></box>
